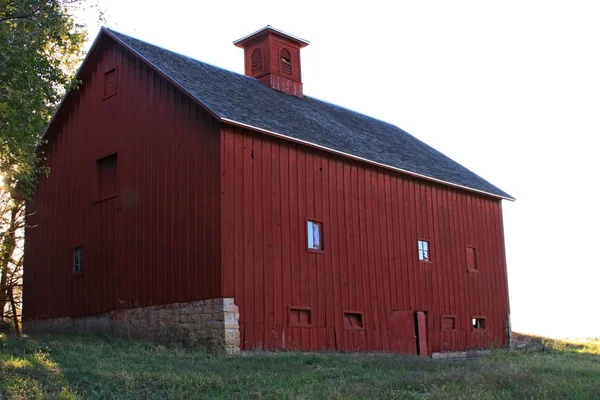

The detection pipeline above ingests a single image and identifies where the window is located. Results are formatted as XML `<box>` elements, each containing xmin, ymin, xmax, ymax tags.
<box><xmin>73</xmin><ymin>247</ymin><xmax>83</xmax><ymax>273</ymax></box>
<box><xmin>343</xmin><ymin>312</ymin><xmax>364</xmax><ymax>330</ymax></box>
<box><xmin>418</xmin><ymin>240</ymin><xmax>430</xmax><ymax>262</ymax></box>
<box><xmin>103</xmin><ymin>68</ymin><xmax>117</xmax><ymax>98</ymax></box>
<box><xmin>251</xmin><ymin>48</ymin><xmax>264</xmax><ymax>76</ymax></box>
<box><xmin>280</xmin><ymin>48</ymin><xmax>292</xmax><ymax>75</ymax></box>
<box><xmin>288</xmin><ymin>307</ymin><xmax>312</xmax><ymax>327</ymax></box>
<box><xmin>96</xmin><ymin>153</ymin><xmax>118</xmax><ymax>201</ymax></box>
<box><xmin>472</xmin><ymin>317</ymin><xmax>485</xmax><ymax>330</ymax></box>
<box><xmin>466</xmin><ymin>246</ymin><xmax>478</xmax><ymax>272</ymax></box>
<box><xmin>307</xmin><ymin>220</ymin><xmax>323</xmax><ymax>251</ymax></box>
<box><xmin>441</xmin><ymin>316</ymin><xmax>456</xmax><ymax>331</ymax></box>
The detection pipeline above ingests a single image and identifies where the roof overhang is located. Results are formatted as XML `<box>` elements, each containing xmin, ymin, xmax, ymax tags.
<box><xmin>220</xmin><ymin>118</ymin><xmax>515</xmax><ymax>202</ymax></box>
<box><xmin>233</xmin><ymin>25</ymin><xmax>310</xmax><ymax>48</ymax></box>
<box><xmin>40</xmin><ymin>27</ymin><xmax>514</xmax><ymax>203</ymax></box>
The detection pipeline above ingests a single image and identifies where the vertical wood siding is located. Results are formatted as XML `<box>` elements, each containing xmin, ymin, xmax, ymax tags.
<box><xmin>23</xmin><ymin>38</ymin><xmax>221</xmax><ymax>320</ymax></box>
<box><xmin>221</xmin><ymin>125</ymin><xmax>510</xmax><ymax>353</ymax></box>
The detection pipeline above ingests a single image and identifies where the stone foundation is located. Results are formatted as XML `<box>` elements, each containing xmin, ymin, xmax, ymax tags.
<box><xmin>24</xmin><ymin>298</ymin><xmax>240</xmax><ymax>354</ymax></box>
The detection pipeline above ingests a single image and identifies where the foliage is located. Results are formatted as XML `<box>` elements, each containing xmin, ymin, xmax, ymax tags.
<box><xmin>0</xmin><ymin>0</ymin><xmax>97</xmax><ymax>328</ymax></box>
<box><xmin>0</xmin><ymin>0</ymin><xmax>88</xmax><ymax>198</ymax></box>
<box><xmin>0</xmin><ymin>333</ymin><xmax>599</xmax><ymax>399</ymax></box>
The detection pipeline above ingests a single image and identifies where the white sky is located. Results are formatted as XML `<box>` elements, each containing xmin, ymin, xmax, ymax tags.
<box><xmin>80</xmin><ymin>0</ymin><xmax>600</xmax><ymax>338</ymax></box>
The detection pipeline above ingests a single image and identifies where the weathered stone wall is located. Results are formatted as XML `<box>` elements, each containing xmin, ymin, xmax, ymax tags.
<box><xmin>24</xmin><ymin>298</ymin><xmax>240</xmax><ymax>354</ymax></box>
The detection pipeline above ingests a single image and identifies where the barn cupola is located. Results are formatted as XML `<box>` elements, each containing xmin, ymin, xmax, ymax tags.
<box><xmin>234</xmin><ymin>26</ymin><xmax>310</xmax><ymax>97</ymax></box>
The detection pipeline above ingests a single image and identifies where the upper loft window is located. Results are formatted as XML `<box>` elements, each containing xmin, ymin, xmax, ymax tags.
<box><xmin>96</xmin><ymin>153</ymin><xmax>118</xmax><ymax>201</ymax></box>
<box><xmin>103</xmin><ymin>68</ymin><xmax>117</xmax><ymax>99</ymax></box>
<box><xmin>251</xmin><ymin>48</ymin><xmax>264</xmax><ymax>76</ymax></box>
<box><xmin>466</xmin><ymin>246</ymin><xmax>478</xmax><ymax>272</ymax></box>
<box><xmin>418</xmin><ymin>240</ymin><xmax>430</xmax><ymax>262</ymax></box>
<box><xmin>307</xmin><ymin>220</ymin><xmax>323</xmax><ymax>252</ymax></box>
<box><xmin>280</xmin><ymin>48</ymin><xmax>292</xmax><ymax>75</ymax></box>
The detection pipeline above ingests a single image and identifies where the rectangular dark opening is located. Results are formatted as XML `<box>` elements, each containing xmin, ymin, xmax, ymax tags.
<box><xmin>343</xmin><ymin>312</ymin><xmax>364</xmax><ymax>330</ymax></box>
<box><xmin>441</xmin><ymin>316</ymin><xmax>456</xmax><ymax>331</ymax></box>
<box><xmin>288</xmin><ymin>307</ymin><xmax>311</xmax><ymax>327</ymax></box>
<box><xmin>472</xmin><ymin>317</ymin><xmax>485</xmax><ymax>330</ymax></box>
<box><xmin>96</xmin><ymin>153</ymin><xmax>118</xmax><ymax>201</ymax></box>
<box><xmin>104</xmin><ymin>68</ymin><xmax>117</xmax><ymax>98</ymax></box>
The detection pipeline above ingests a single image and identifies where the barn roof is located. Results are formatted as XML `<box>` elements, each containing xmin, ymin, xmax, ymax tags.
<box><xmin>103</xmin><ymin>28</ymin><xmax>514</xmax><ymax>201</ymax></box>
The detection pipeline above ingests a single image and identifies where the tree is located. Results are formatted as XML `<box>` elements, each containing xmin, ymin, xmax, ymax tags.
<box><xmin>0</xmin><ymin>0</ymin><xmax>93</xmax><ymax>332</ymax></box>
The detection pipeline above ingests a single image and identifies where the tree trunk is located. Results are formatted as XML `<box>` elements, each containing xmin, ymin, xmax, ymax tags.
<box><xmin>8</xmin><ymin>285</ymin><xmax>20</xmax><ymax>335</ymax></box>
<box><xmin>0</xmin><ymin>205</ymin><xmax>19</xmax><ymax>320</ymax></box>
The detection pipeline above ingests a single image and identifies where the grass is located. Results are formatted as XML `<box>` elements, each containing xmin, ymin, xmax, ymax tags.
<box><xmin>0</xmin><ymin>333</ymin><xmax>599</xmax><ymax>399</ymax></box>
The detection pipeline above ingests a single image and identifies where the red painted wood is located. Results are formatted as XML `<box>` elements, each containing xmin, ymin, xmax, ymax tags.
<box><xmin>389</xmin><ymin>311</ymin><xmax>417</xmax><ymax>354</ymax></box>
<box><xmin>24</xmin><ymin>32</ymin><xmax>511</xmax><ymax>356</ymax></box>
<box><xmin>220</xmin><ymin>124</ymin><xmax>510</xmax><ymax>354</ymax></box>
<box><xmin>24</xmin><ymin>37</ymin><xmax>221</xmax><ymax>321</ymax></box>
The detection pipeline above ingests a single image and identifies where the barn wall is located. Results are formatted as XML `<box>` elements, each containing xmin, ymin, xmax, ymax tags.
<box><xmin>220</xmin><ymin>125</ymin><xmax>510</xmax><ymax>353</ymax></box>
<box><xmin>23</xmin><ymin>37</ymin><xmax>221</xmax><ymax>320</ymax></box>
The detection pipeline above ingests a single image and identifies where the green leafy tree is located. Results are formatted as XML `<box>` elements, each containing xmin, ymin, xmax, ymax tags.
<box><xmin>0</xmin><ymin>0</ymin><xmax>95</xmax><ymax>331</ymax></box>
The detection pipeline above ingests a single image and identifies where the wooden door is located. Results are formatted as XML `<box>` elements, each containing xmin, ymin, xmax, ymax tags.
<box><xmin>415</xmin><ymin>311</ymin><xmax>429</xmax><ymax>356</ymax></box>
<box><xmin>389</xmin><ymin>310</ymin><xmax>417</xmax><ymax>354</ymax></box>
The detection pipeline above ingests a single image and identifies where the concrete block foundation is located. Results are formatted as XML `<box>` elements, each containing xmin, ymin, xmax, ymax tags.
<box><xmin>24</xmin><ymin>298</ymin><xmax>240</xmax><ymax>354</ymax></box>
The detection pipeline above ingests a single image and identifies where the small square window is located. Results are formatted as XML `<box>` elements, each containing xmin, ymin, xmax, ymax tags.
<box><xmin>96</xmin><ymin>153</ymin><xmax>118</xmax><ymax>201</ymax></box>
<box><xmin>104</xmin><ymin>68</ymin><xmax>117</xmax><ymax>98</ymax></box>
<box><xmin>307</xmin><ymin>220</ymin><xmax>323</xmax><ymax>251</ymax></box>
<box><xmin>441</xmin><ymin>316</ymin><xmax>456</xmax><ymax>331</ymax></box>
<box><xmin>466</xmin><ymin>246</ymin><xmax>477</xmax><ymax>272</ymax></box>
<box><xmin>73</xmin><ymin>247</ymin><xmax>83</xmax><ymax>274</ymax></box>
<box><xmin>418</xmin><ymin>240</ymin><xmax>430</xmax><ymax>262</ymax></box>
<box><xmin>288</xmin><ymin>307</ymin><xmax>312</xmax><ymax>327</ymax></box>
<box><xmin>472</xmin><ymin>317</ymin><xmax>485</xmax><ymax>330</ymax></box>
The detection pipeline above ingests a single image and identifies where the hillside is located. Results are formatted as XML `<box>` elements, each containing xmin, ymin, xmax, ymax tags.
<box><xmin>1</xmin><ymin>333</ymin><xmax>599</xmax><ymax>399</ymax></box>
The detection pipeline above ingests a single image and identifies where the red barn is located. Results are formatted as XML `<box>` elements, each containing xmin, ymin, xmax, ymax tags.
<box><xmin>24</xmin><ymin>26</ymin><xmax>514</xmax><ymax>355</ymax></box>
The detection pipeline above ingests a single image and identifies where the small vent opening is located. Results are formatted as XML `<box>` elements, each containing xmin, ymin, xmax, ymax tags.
<box><xmin>441</xmin><ymin>316</ymin><xmax>456</xmax><ymax>331</ymax></box>
<box><xmin>344</xmin><ymin>312</ymin><xmax>364</xmax><ymax>330</ymax></box>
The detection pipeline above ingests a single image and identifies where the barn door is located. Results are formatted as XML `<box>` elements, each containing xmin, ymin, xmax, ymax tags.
<box><xmin>415</xmin><ymin>311</ymin><xmax>429</xmax><ymax>357</ymax></box>
<box><xmin>389</xmin><ymin>310</ymin><xmax>417</xmax><ymax>354</ymax></box>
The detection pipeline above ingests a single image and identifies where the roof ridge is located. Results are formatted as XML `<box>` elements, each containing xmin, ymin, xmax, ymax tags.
<box><xmin>101</xmin><ymin>27</ymin><xmax>514</xmax><ymax>201</ymax></box>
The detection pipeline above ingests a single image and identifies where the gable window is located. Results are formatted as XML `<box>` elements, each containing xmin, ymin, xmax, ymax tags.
<box><xmin>466</xmin><ymin>246</ymin><xmax>478</xmax><ymax>272</ymax></box>
<box><xmin>472</xmin><ymin>317</ymin><xmax>485</xmax><ymax>330</ymax></box>
<box><xmin>103</xmin><ymin>68</ymin><xmax>117</xmax><ymax>99</ymax></box>
<box><xmin>417</xmin><ymin>240</ymin><xmax>430</xmax><ymax>262</ymax></box>
<box><xmin>307</xmin><ymin>220</ymin><xmax>323</xmax><ymax>251</ymax></box>
<box><xmin>96</xmin><ymin>153</ymin><xmax>118</xmax><ymax>201</ymax></box>
<box><xmin>280</xmin><ymin>48</ymin><xmax>292</xmax><ymax>75</ymax></box>
<box><xmin>251</xmin><ymin>48</ymin><xmax>264</xmax><ymax>76</ymax></box>
<box><xmin>73</xmin><ymin>247</ymin><xmax>83</xmax><ymax>274</ymax></box>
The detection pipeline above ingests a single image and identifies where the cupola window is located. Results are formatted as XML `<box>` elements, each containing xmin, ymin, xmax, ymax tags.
<box><xmin>251</xmin><ymin>48</ymin><xmax>264</xmax><ymax>76</ymax></box>
<box><xmin>280</xmin><ymin>48</ymin><xmax>292</xmax><ymax>75</ymax></box>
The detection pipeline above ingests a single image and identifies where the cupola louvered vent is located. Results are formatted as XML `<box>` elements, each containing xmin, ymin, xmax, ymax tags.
<box><xmin>251</xmin><ymin>48</ymin><xmax>263</xmax><ymax>76</ymax></box>
<box><xmin>280</xmin><ymin>48</ymin><xmax>292</xmax><ymax>75</ymax></box>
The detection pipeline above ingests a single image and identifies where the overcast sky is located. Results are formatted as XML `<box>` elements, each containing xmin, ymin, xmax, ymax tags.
<box><xmin>80</xmin><ymin>0</ymin><xmax>600</xmax><ymax>338</ymax></box>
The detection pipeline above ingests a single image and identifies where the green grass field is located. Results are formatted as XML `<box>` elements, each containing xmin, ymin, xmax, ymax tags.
<box><xmin>1</xmin><ymin>333</ymin><xmax>599</xmax><ymax>399</ymax></box>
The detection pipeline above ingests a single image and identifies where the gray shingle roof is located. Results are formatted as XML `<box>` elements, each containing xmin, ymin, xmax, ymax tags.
<box><xmin>105</xmin><ymin>28</ymin><xmax>513</xmax><ymax>200</ymax></box>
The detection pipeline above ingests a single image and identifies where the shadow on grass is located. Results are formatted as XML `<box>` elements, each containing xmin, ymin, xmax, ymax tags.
<box><xmin>2</xmin><ymin>333</ymin><xmax>600</xmax><ymax>399</ymax></box>
<box><xmin>0</xmin><ymin>333</ymin><xmax>78</xmax><ymax>398</ymax></box>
